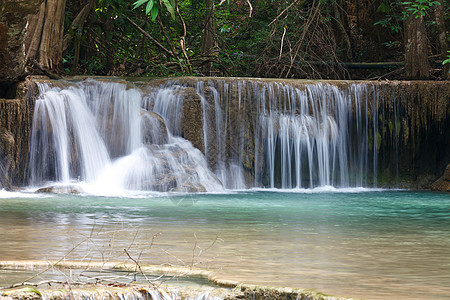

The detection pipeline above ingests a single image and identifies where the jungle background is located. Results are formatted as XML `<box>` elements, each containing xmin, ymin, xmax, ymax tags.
<box><xmin>17</xmin><ymin>0</ymin><xmax>450</xmax><ymax>80</ymax></box>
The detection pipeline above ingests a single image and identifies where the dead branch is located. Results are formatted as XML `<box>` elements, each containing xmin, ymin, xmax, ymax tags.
<box><xmin>269</xmin><ymin>0</ymin><xmax>301</xmax><ymax>26</ymax></box>
<box><xmin>123</xmin><ymin>249</ymin><xmax>155</xmax><ymax>286</ymax></box>
<box><xmin>279</xmin><ymin>26</ymin><xmax>287</xmax><ymax>61</ymax></box>
<box><xmin>1</xmin><ymin>280</ymin><xmax>65</xmax><ymax>290</ymax></box>
<box><xmin>125</xmin><ymin>17</ymin><xmax>175</xmax><ymax>58</ymax></box>
<box><xmin>175</xmin><ymin>0</ymin><xmax>192</xmax><ymax>74</ymax></box>
<box><xmin>246</xmin><ymin>0</ymin><xmax>253</xmax><ymax>17</ymax></box>
<box><xmin>28</xmin><ymin>59</ymin><xmax>63</xmax><ymax>80</ymax></box>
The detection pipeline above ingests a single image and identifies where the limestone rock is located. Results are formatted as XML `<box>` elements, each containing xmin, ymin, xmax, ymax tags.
<box><xmin>182</xmin><ymin>87</ymin><xmax>204</xmax><ymax>153</ymax></box>
<box><xmin>141</xmin><ymin>110</ymin><xmax>168</xmax><ymax>145</ymax></box>
<box><xmin>431</xmin><ymin>163</ymin><xmax>450</xmax><ymax>192</ymax></box>
<box><xmin>36</xmin><ymin>185</ymin><xmax>84</xmax><ymax>194</ymax></box>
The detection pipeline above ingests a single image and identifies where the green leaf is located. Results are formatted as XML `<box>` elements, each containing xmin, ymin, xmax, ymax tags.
<box><xmin>146</xmin><ymin>0</ymin><xmax>154</xmax><ymax>14</ymax></box>
<box><xmin>133</xmin><ymin>0</ymin><xmax>148</xmax><ymax>9</ymax></box>
<box><xmin>19</xmin><ymin>287</ymin><xmax>42</xmax><ymax>296</ymax></box>
<box><xmin>161</xmin><ymin>0</ymin><xmax>175</xmax><ymax>19</ymax></box>
<box><xmin>151</xmin><ymin>6</ymin><xmax>159</xmax><ymax>21</ymax></box>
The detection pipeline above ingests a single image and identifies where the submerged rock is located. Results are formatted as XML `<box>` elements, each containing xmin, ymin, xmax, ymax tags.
<box><xmin>431</xmin><ymin>163</ymin><xmax>450</xmax><ymax>192</ymax></box>
<box><xmin>36</xmin><ymin>185</ymin><xmax>84</xmax><ymax>194</ymax></box>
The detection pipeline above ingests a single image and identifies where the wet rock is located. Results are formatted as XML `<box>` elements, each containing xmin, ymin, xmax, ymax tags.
<box><xmin>0</xmin><ymin>78</ymin><xmax>37</xmax><ymax>186</ymax></box>
<box><xmin>141</xmin><ymin>110</ymin><xmax>168</xmax><ymax>145</ymax></box>
<box><xmin>431</xmin><ymin>163</ymin><xmax>450</xmax><ymax>192</ymax></box>
<box><xmin>176</xmin><ymin>182</ymin><xmax>207</xmax><ymax>193</ymax></box>
<box><xmin>36</xmin><ymin>185</ymin><xmax>84</xmax><ymax>194</ymax></box>
<box><xmin>182</xmin><ymin>87</ymin><xmax>204</xmax><ymax>153</ymax></box>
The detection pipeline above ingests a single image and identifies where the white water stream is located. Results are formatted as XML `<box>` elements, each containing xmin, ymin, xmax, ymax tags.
<box><xmin>28</xmin><ymin>78</ymin><xmax>379</xmax><ymax>193</ymax></box>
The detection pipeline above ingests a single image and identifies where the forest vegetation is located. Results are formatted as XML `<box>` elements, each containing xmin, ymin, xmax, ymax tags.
<box><xmin>17</xmin><ymin>0</ymin><xmax>450</xmax><ymax>80</ymax></box>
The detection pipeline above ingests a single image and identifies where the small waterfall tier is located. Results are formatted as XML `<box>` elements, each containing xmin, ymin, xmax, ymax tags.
<box><xmin>27</xmin><ymin>77</ymin><xmax>406</xmax><ymax>192</ymax></box>
<box><xmin>29</xmin><ymin>80</ymin><xmax>223</xmax><ymax>193</ymax></box>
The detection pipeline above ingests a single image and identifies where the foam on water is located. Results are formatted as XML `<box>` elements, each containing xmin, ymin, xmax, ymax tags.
<box><xmin>0</xmin><ymin>189</ymin><xmax>51</xmax><ymax>199</ymax></box>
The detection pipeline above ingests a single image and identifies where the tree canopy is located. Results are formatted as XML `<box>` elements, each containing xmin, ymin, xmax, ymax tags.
<box><xmin>26</xmin><ymin>0</ymin><xmax>450</xmax><ymax>80</ymax></box>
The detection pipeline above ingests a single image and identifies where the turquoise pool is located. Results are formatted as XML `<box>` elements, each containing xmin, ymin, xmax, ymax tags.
<box><xmin>0</xmin><ymin>189</ymin><xmax>449</xmax><ymax>299</ymax></box>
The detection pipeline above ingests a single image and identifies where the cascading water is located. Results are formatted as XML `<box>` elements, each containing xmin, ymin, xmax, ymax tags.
<box><xmin>28</xmin><ymin>78</ymin><xmax>380</xmax><ymax>192</ymax></box>
<box><xmin>190</xmin><ymin>79</ymin><xmax>378</xmax><ymax>189</ymax></box>
<box><xmin>29</xmin><ymin>79</ymin><xmax>223</xmax><ymax>193</ymax></box>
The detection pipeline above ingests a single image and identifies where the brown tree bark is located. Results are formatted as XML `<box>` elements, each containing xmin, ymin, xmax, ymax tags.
<box><xmin>25</xmin><ymin>0</ymin><xmax>67</xmax><ymax>72</ymax></box>
<box><xmin>434</xmin><ymin>0</ymin><xmax>448</xmax><ymax>79</ymax></box>
<box><xmin>404</xmin><ymin>13</ymin><xmax>430</xmax><ymax>79</ymax></box>
<box><xmin>0</xmin><ymin>0</ymin><xmax>43</xmax><ymax>85</ymax></box>
<box><xmin>201</xmin><ymin>0</ymin><xmax>218</xmax><ymax>75</ymax></box>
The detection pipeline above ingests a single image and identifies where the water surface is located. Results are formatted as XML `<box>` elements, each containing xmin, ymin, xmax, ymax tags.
<box><xmin>1</xmin><ymin>189</ymin><xmax>449</xmax><ymax>299</ymax></box>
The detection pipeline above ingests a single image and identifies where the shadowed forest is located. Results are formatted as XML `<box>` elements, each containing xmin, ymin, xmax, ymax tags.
<box><xmin>19</xmin><ymin>0</ymin><xmax>450</xmax><ymax>80</ymax></box>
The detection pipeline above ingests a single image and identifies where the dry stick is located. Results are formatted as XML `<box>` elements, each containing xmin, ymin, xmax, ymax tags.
<box><xmin>79</xmin><ymin>274</ymin><xmax>134</xmax><ymax>286</ymax></box>
<box><xmin>30</xmin><ymin>59</ymin><xmax>63</xmax><ymax>80</ymax></box>
<box><xmin>157</xmin><ymin>18</ymin><xmax>178</xmax><ymax>57</ymax></box>
<box><xmin>157</xmin><ymin>247</ymin><xmax>186</xmax><ymax>266</ymax></box>
<box><xmin>279</xmin><ymin>26</ymin><xmax>287</xmax><ymax>61</ymax></box>
<box><xmin>1</xmin><ymin>280</ymin><xmax>65</xmax><ymax>290</ymax></box>
<box><xmin>285</xmin><ymin>0</ymin><xmax>322</xmax><ymax>77</ymax></box>
<box><xmin>126</xmin><ymin>229</ymin><xmax>140</xmax><ymax>251</ymax></box>
<box><xmin>191</xmin><ymin>232</ymin><xmax>199</xmax><ymax>269</ymax></box>
<box><xmin>11</xmin><ymin>237</ymin><xmax>92</xmax><ymax>286</ymax></box>
<box><xmin>197</xmin><ymin>236</ymin><xmax>221</xmax><ymax>258</ymax></box>
<box><xmin>175</xmin><ymin>1</ymin><xmax>192</xmax><ymax>74</ymax></box>
<box><xmin>125</xmin><ymin>16</ymin><xmax>175</xmax><ymax>58</ymax></box>
<box><xmin>123</xmin><ymin>249</ymin><xmax>155</xmax><ymax>286</ymax></box>
<box><xmin>269</xmin><ymin>0</ymin><xmax>301</xmax><ymax>26</ymax></box>
<box><xmin>368</xmin><ymin>67</ymin><xmax>404</xmax><ymax>81</ymax></box>
<box><xmin>246</xmin><ymin>0</ymin><xmax>253</xmax><ymax>17</ymax></box>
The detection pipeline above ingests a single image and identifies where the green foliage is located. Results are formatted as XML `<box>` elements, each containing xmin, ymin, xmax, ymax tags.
<box><xmin>382</xmin><ymin>41</ymin><xmax>402</xmax><ymax>48</ymax></box>
<box><xmin>133</xmin><ymin>0</ymin><xmax>175</xmax><ymax>21</ymax></box>
<box><xmin>402</xmin><ymin>0</ymin><xmax>440</xmax><ymax>17</ymax></box>
<box><xmin>374</xmin><ymin>0</ymin><xmax>440</xmax><ymax>33</ymax></box>
<box><xmin>443</xmin><ymin>51</ymin><xmax>450</xmax><ymax>65</ymax></box>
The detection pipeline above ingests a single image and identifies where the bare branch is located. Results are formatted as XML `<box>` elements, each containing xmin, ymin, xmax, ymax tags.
<box><xmin>246</xmin><ymin>0</ymin><xmax>253</xmax><ymax>17</ymax></box>
<box><xmin>269</xmin><ymin>0</ymin><xmax>300</xmax><ymax>26</ymax></box>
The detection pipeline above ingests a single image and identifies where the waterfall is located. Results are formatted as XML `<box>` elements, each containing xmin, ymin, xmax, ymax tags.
<box><xmin>28</xmin><ymin>79</ymin><xmax>223</xmax><ymax>193</ymax></box>
<box><xmin>28</xmin><ymin>78</ymin><xmax>381</xmax><ymax>193</ymax></box>
<box><xmin>192</xmin><ymin>80</ymin><xmax>377</xmax><ymax>189</ymax></box>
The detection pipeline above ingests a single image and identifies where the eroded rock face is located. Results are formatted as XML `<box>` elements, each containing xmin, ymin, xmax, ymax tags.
<box><xmin>141</xmin><ymin>110</ymin><xmax>168</xmax><ymax>145</ymax></box>
<box><xmin>182</xmin><ymin>87</ymin><xmax>204</xmax><ymax>153</ymax></box>
<box><xmin>0</xmin><ymin>78</ymin><xmax>37</xmax><ymax>188</ymax></box>
<box><xmin>0</xmin><ymin>0</ymin><xmax>43</xmax><ymax>86</ymax></box>
<box><xmin>431</xmin><ymin>163</ymin><xmax>450</xmax><ymax>192</ymax></box>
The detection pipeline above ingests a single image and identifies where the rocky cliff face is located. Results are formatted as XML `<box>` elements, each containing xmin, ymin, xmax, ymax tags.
<box><xmin>0</xmin><ymin>0</ymin><xmax>43</xmax><ymax>93</ymax></box>
<box><xmin>168</xmin><ymin>78</ymin><xmax>450</xmax><ymax>189</ymax></box>
<box><xmin>0</xmin><ymin>79</ymin><xmax>37</xmax><ymax>188</ymax></box>
<box><xmin>1</xmin><ymin>77</ymin><xmax>449</xmax><ymax>190</ymax></box>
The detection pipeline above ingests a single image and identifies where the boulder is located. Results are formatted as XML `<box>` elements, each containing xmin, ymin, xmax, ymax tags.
<box><xmin>36</xmin><ymin>185</ymin><xmax>84</xmax><ymax>194</ymax></box>
<box><xmin>431</xmin><ymin>163</ymin><xmax>450</xmax><ymax>192</ymax></box>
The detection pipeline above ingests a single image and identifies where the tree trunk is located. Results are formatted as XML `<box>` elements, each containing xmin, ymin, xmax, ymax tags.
<box><xmin>0</xmin><ymin>0</ymin><xmax>43</xmax><ymax>85</ymax></box>
<box><xmin>25</xmin><ymin>0</ymin><xmax>67</xmax><ymax>72</ymax></box>
<box><xmin>201</xmin><ymin>0</ymin><xmax>217</xmax><ymax>75</ymax></box>
<box><xmin>434</xmin><ymin>0</ymin><xmax>448</xmax><ymax>79</ymax></box>
<box><xmin>330</xmin><ymin>0</ymin><xmax>351</xmax><ymax>60</ymax></box>
<box><xmin>404</xmin><ymin>13</ymin><xmax>430</xmax><ymax>79</ymax></box>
